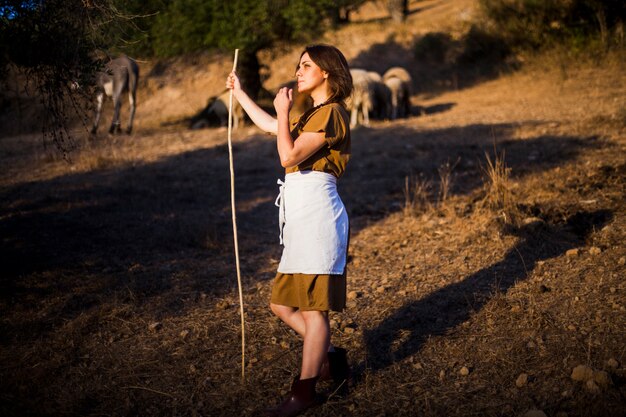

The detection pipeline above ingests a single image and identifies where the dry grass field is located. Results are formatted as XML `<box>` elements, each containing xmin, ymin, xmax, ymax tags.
<box><xmin>1</xmin><ymin>1</ymin><xmax>625</xmax><ymax>416</ymax></box>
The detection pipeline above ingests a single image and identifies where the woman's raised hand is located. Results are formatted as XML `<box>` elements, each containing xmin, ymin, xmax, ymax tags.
<box><xmin>226</xmin><ymin>71</ymin><xmax>241</xmax><ymax>91</ymax></box>
<box><xmin>273</xmin><ymin>87</ymin><xmax>293</xmax><ymax>116</ymax></box>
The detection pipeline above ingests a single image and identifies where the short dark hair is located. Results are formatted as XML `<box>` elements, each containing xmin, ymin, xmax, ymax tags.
<box><xmin>299</xmin><ymin>44</ymin><xmax>352</xmax><ymax>106</ymax></box>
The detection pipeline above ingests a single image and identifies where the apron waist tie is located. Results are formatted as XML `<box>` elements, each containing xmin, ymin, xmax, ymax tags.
<box><xmin>274</xmin><ymin>179</ymin><xmax>285</xmax><ymax>245</ymax></box>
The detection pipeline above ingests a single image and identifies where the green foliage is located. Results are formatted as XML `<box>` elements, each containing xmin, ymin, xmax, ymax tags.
<box><xmin>104</xmin><ymin>0</ymin><xmax>167</xmax><ymax>57</ymax></box>
<box><xmin>0</xmin><ymin>0</ymin><xmax>118</xmax><ymax>154</ymax></box>
<box><xmin>478</xmin><ymin>0</ymin><xmax>626</xmax><ymax>50</ymax></box>
<box><xmin>457</xmin><ymin>26</ymin><xmax>510</xmax><ymax>65</ymax></box>
<box><xmin>414</xmin><ymin>33</ymin><xmax>453</xmax><ymax>63</ymax></box>
<box><xmin>1</xmin><ymin>0</ymin><xmax>101</xmax><ymax>69</ymax></box>
<box><xmin>110</xmin><ymin>0</ymin><xmax>368</xmax><ymax>58</ymax></box>
<box><xmin>207</xmin><ymin>0</ymin><xmax>275</xmax><ymax>52</ymax></box>
<box><xmin>150</xmin><ymin>0</ymin><xmax>214</xmax><ymax>56</ymax></box>
<box><xmin>414</xmin><ymin>28</ymin><xmax>510</xmax><ymax>68</ymax></box>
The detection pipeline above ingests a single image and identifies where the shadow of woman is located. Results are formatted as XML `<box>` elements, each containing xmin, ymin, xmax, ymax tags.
<box><xmin>361</xmin><ymin>209</ymin><xmax>612</xmax><ymax>374</ymax></box>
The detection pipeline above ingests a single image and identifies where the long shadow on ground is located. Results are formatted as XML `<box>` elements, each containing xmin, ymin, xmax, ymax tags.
<box><xmin>0</xmin><ymin>123</ymin><xmax>608</xmax><ymax>340</ymax></box>
<box><xmin>0</xmin><ymin>119</ymin><xmax>613</xmax><ymax>416</ymax></box>
<box><xmin>362</xmin><ymin>209</ymin><xmax>613</xmax><ymax>373</ymax></box>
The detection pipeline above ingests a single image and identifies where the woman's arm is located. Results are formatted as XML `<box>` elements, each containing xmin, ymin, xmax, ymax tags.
<box><xmin>226</xmin><ymin>71</ymin><xmax>278</xmax><ymax>134</ymax></box>
<box><xmin>274</xmin><ymin>87</ymin><xmax>327</xmax><ymax>168</ymax></box>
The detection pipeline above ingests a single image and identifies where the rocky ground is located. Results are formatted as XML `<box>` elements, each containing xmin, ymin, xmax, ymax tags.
<box><xmin>1</xmin><ymin>1</ymin><xmax>625</xmax><ymax>416</ymax></box>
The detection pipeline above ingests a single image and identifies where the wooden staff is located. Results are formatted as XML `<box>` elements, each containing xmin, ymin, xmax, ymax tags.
<box><xmin>227</xmin><ymin>48</ymin><xmax>245</xmax><ymax>382</ymax></box>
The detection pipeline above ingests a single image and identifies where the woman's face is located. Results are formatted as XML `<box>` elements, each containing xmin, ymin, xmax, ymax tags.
<box><xmin>296</xmin><ymin>52</ymin><xmax>327</xmax><ymax>94</ymax></box>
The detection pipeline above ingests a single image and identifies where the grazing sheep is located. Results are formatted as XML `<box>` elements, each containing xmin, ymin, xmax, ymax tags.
<box><xmin>347</xmin><ymin>68</ymin><xmax>376</xmax><ymax>128</ymax></box>
<box><xmin>92</xmin><ymin>55</ymin><xmax>139</xmax><ymax>135</ymax></box>
<box><xmin>383</xmin><ymin>66</ymin><xmax>412</xmax><ymax>119</ymax></box>
<box><xmin>190</xmin><ymin>90</ymin><xmax>244</xmax><ymax>130</ymax></box>
<box><xmin>368</xmin><ymin>71</ymin><xmax>392</xmax><ymax>120</ymax></box>
<box><xmin>367</xmin><ymin>71</ymin><xmax>383</xmax><ymax>83</ymax></box>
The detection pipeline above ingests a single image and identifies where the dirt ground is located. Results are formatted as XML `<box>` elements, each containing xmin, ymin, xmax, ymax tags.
<box><xmin>1</xmin><ymin>1</ymin><xmax>625</xmax><ymax>416</ymax></box>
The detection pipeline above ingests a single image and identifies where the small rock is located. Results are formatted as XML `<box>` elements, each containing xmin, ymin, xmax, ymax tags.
<box><xmin>413</xmin><ymin>362</ymin><xmax>423</xmax><ymax>370</ymax></box>
<box><xmin>571</xmin><ymin>364</ymin><xmax>594</xmax><ymax>381</ymax></box>
<box><xmin>216</xmin><ymin>300</ymin><xmax>230</xmax><ymax>310</ymax></box>
<box><xmin>593</xmin><ymin>370</ymin><xmax>611</xmax><ymax>388</ymax></box>
<box><xmin>280</xmin><ymin>340</ymin><xmax>290</xmax><ymax>349</ymax></box>
<box><xmin>516</xmin><ymin>373</ymin><xmax>529</xmax><ymax>387</ymax></box>
<box><xmin>607</xmin><ymin>358</ymin><xmax>619</xmax><ymax>369</ymax></box>
<box><xmin>376</xmin><ymin>286</ymin><xmax>386</xmax><ymax>293</ymax></box>
<box><xmin>343</xmin><ymin>327</ymin><xmax>356</xmax><ymax>335</ymax></box>
<box><xmin>523</xmin><ymin>409</ymin><xmax>547</xmax><ymax>417</ymax></box>
<box><xmin>609</xmin><ymin>287</ymin><xmax>617</xmax><ymax>294</ymax></box>
<box><xmin>179</xmin><ymin>329</ymin><xmax>190</xmax><ymax>339</ymax></box>
<box><xmin>566</xmin><ymin>249</ymin><xmax>579</xmax><ymax>257</ymax></box>
<box><xmin>329</xmin><ymin>319</ymin><xmax>339</xmax><ymax>329</ymax></box>
<box><xmin>148</xmin><ymin>322</ymin><xmax>162</xmax><ymax>332</ymax></box>
<box><xmin>510</xmin><ymin>305</ymin><xmax>521</xmax><ymax>313</ymax></box>
<box><xmin>585</xmin><ymin>379</ymin><xmax>601</xmax><ymax>394</ymax></box>
<box><xmin>618</xmin><ymin>257</ymin><xmax>626</xmax><ymax>266</ymax></box>
<box><xmin>523</xmin><ymin>217</ymin><xmax>545</xmax><ymax>228</ymax></box>
<box><xmin>439</xmin><ymin>370</ymin><xmax>445</xmax><ymax>380</ymax></box>
<box><xmin>589</xmin><ymin>246</ymin><xmax>602</xmax><ymax>255</ymax></box>
<box><xmin>459</xmin><ymin>366</ymin><xmax>470</xmax><ymax>376</ymax></box>
<box><xmin>347</xmin><ymin>291</ymin><xmax>359</xmax><ymax>300</ymax></box>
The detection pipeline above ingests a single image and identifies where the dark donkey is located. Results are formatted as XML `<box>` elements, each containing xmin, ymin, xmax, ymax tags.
<box><xmin>91</xmin><ymin>55</ymin><xmax>139</xmax><ymax>135</ymax></box>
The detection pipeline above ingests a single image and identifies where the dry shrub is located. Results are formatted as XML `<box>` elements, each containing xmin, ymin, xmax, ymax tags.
<box><xmin>403</xmin><ymin>174</ymin><xmax>432</xmax><ymax>217</ymax></box>
<box><xmin>437</xmin><ymin>158</ymin><xmax>460</xmax><ymax>207</ymax></box>
<box><xmin>481</xmin><ymin>149</ymin><xmax>520</xmax><ymax>226</ymax></box>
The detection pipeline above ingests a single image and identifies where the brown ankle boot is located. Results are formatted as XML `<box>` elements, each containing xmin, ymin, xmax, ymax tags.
<box><xmin>264</xmin><ymin>376</ymin><xmax>319</xmax><ymax>417</ymax></box>
<box><xmin>319</xmin><ymin>347</ymin><xmax>351</xmax><ymax>384</ymax></box>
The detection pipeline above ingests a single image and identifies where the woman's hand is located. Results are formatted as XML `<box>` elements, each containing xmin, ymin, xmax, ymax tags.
<box><xmin>273</xmin><ymin>87</ymin><xmax>293</xmax><ymax>117</ymax></box>
<box><xmin>226</xmin><ymin>71</ymin><xmax>241</xmax><ymax>92</ymax></box>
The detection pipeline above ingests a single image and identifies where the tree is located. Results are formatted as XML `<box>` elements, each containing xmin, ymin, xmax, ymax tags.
<box><xmin>0</xmin><ymin>0</ymin><xmax>370</xmax><ymax>151</ymax></box>
<box><xmin>478</xmin><ymin>0</ymin><xmax>626</xmax><ymax>50</ymax></box>
<box><xmin>0</xmin><ymin>0</ymin><xmax>142</xmax><ymax>154</ymax></box>
<box><xmin>146</xmin><ymin>0</ymin><xmax>368</xmax><ymax>98</ymax></box>
<box><xmin>387</xmin><ymin>0</ymin><xmax>408</xmax><ymax>23</ymax></box>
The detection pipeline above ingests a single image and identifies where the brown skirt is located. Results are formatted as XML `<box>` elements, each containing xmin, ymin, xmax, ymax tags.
<box><xmin>270</xmin><ymin>271</ymin><xmax>346</xmax><ymax>312</ymax></box>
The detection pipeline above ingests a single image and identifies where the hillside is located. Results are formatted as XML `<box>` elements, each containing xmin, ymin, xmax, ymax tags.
<box><xmin>1</xmin><ymin>1</ymin><xmax>625</xmax><ymax>416</ymax></box>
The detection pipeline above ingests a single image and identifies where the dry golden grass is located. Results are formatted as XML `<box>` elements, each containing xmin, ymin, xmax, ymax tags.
<box><xmin>1</xmin><ymin>1</ymin><xmax>625</xmax><ymax>417</ymax></box>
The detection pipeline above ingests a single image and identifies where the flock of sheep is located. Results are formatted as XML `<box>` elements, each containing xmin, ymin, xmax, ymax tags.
<box><xmin>88</xmin><ymin>55</ymin><xmax>414</xmax><ymax>134</ymax></box>
<box><xmin>190</xmin><ymin>65</ymin><xmax>414</xmax><ymax>130</ymax></box>
<box><xmin>347</xmin><ymin>66</ymin><xmax>412</xmax><ymax>128</ymax></box>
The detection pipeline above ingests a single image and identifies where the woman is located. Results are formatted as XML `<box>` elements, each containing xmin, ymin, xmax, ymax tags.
<box><xmin>226</xmin><ymin>44</ymin><xmax>353</xmax><ymax>417</ymax></box>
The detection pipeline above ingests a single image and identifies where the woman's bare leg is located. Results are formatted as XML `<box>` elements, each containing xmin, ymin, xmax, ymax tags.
<box><xmin>270</xmin><ymin>303</ymin><xmax>306</xmax><ymax>337</ymax></box>
<box><xmin>300</xmin><ymin>310</ymin><xmax>330</xmax><ymax>379</ymax></box>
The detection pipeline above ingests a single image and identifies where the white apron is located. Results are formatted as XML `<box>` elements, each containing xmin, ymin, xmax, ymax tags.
<box><xmin>275</xmin><ymin>171</ymin><xmax>349</xmax><ymax>274</ymax></box>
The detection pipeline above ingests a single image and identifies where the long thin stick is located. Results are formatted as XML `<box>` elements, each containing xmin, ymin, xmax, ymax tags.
<box><xmin>227</xmin><ymin>48</ymin><xmax>245</xmax><ymax>382</ymax></box>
